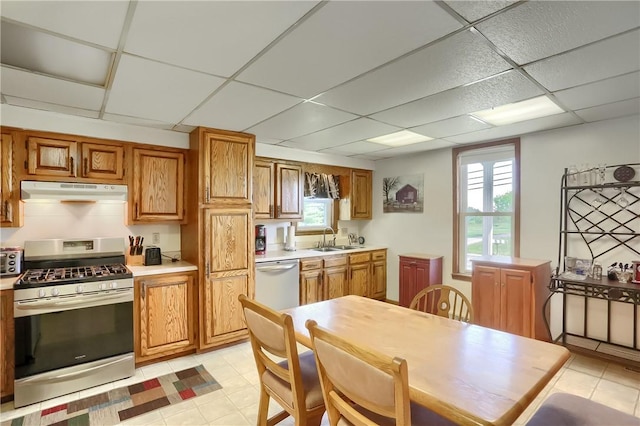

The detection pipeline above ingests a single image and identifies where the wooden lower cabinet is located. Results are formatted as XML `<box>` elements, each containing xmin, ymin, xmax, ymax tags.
<box><xmin>348</xmin><ymin>252</ymin><xmax>371</xmax><ymax>297</ymax></box>
<box><xmin>203</xmin><ymin>275</ymin><xmax>248</xmax><ymax>341</ymax></box>
<box><xmin>301</xmin><ymin>269</ymin><xmax>324</xmax><ymax>305</ymax></box>
<box><xmin>300</xmin><ymin>255</ymin><xmax>347</xmax><ymax>305</ymax></box>
<box><xmin>398</xmin><ymin>254</ymin><xmax>443</xmax><ymax>307</ymax></box>
<box><xmin>471</xmin><ymin>257</ymin><xmax>551</xmax><ymax>340</ymax></box>
<box><xmin>370</xmin><ymin>250</ymin><xmax>387</xmax><ymax>300</ymax></box>
<box><xmin>1</xmin><ymin>289</ymin><xmax>14</xmax><ymax>399</ymax></box>
<box><xmin>135</xmin><ymin>272</ymin><xmax>196</xmax><ymax>363</ymax></box>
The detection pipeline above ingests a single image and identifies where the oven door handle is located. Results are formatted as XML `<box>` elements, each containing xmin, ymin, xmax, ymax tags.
<box><xmin>16</xmin><ymin>355</ymin><xmax>133</xmax><ymax>384</ymax></box>
<box><xmin>15</xmin><ymin>291</ymin><xmax>132</xmax><ymax>312</ymax></box>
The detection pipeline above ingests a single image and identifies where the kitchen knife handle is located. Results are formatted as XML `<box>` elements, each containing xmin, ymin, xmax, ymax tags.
<box><xmin>70</xmin><ymin>157</ymin><xmax>76</xmax><ymax>177</ymax></box>
<box><xmin>84</xmin><ymin>158</ymin><xmax>88</xmax><ymax>176</ymax></box>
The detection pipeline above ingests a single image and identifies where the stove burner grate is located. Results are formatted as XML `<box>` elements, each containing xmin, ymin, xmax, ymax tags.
<box><xmin>21</xmin><ymin>264</ymin><xmax>130</xmax><ymax>283</ymax></box>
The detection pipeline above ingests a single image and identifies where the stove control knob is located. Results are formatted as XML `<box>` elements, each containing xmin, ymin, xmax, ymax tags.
<box><xmin>110</xmin><ymin>282</ymin><xmax>118</xmax><ymax>289</ymax></box>
<box><xmin>51</xmin><ymin>288</ymin><xmax>60</xmax><ymax>297</ymax></box>
<box><xmin>76</xmin><ymin>285</ymin><xmax>84</xmax><ymax>294</ymax></box>
<box><xmin>38</xmin><ymin>289</ymin><xmax>46</xmax><ymax>298</ymax></box>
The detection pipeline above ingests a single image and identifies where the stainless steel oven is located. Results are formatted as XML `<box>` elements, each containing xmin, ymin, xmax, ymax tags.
<box><xmin>13</xmin><ymin>238</ymin><xmax>135</xmax><ymax>408</ymax></box>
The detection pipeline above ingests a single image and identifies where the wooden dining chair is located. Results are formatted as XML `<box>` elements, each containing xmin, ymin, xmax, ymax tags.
<box><xmin>409</xmin><ymin>285</ymin><xmax>474</xmax><ymax>323</ymax></box>
<box><xmin>238</xmin><ymin>295</ymin><xmax>325</xmax><ymax>426</ymax></box>
<box><xmin>306</xmin><ymin>319</ymin><xmax>454</xmax><ymax>426</ymax></box>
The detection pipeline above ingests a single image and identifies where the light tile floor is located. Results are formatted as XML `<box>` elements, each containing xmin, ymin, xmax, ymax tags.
<box><xmin>1</xmin><ymin>342</ymin><xmax>640</xmax><ymax>425</ymax></box>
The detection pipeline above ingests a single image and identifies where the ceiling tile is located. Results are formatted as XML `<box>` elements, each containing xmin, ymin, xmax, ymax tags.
<box><xmin>0</xmin><ymin>66</ymin><xmax>105</xmax><ymax>110</ymax></box>
<box><xmin>445</xmin><ymin>113</ymin><xmax>582</xmax><ymax>144</ymax></box>
<box><xmin>237</xmin><ymin>1</ymin><xmax>462</xmax><ymax>98</ymax></box>
<box><xmin>477</xmin><ymin>1</ymin><xmax>640</xmax><ymax>65</ymax></box>
<box><xmin>0</xmin><ymin>1</ymin><xmax>129</xmax><ymax>49</ymax></box>
<box><xmin>281</xmin><ymin>118</ymin><xmax>401</xmax><ymax>151</ymax></box>
<box><xmin>369</xmin><ymin>139</ymin><xmax>457</xmax><ymax>156</ymax></box>
<box><xmin>574</xmin><ymin>98</ymin><xmax>640</xmax><ymax>123</ymax></box>
<box><xmin>318</xmin><ymin>140</ymin><xmax>389</xmax><ymax>155</ymax></box>
<box><xmin>103</xmin><ymin>113</ymin><xmax>175</xmax><ymax>130</ymax></box>
<box><xmin>524</xmin><ymin>30</ymin><xmax>640</xmax><ymax>92</ymax></box>
<box><xmin>4</xmin><ymin>95</ymin><xmax>99</xmax><ymax>119</ymax></box>
<box><xmin>125</xmin><ymin>2</ymin><xmax>317</xmax><ymax>76</ymax></box>
<box><xmin>554</xmin><ymin>72</ymin><xmax>640</xmax><ymax>111</ymax></box>
<box><xmin>105</xmin><ymin>54</ymin><xmax>225</xmax><ymax>124</ymax></box>
<box><xmin>246</xmin><ymin>102</ymin><xmax>357</xmax><ymax>141</ymax></box>
<box><xmin>317</xmin><ymin>30</ymin><xmax>512</xmax><ymax>115</ymax></box>
<box><xmin>411</xmin><ymin>116</ymin><xmax>492</xmax><ymax>139</ymax></box>
<box><xmin>1</xmin><ymin>21</ymin><xmax>112</xmax><ymax>85</ymax></box>
<box><xmin>183</xmin><ymin>82</ymin><xmax>302</xmax><ymax>132</ymax></box>
<box><xmin>370</xmin><ymin>70</ymin><xmax>543</xmax><ymax>128</ymax></box>
<box><xmin>444</xmin><ymin>1</ymin><xmax>520</xmax><ymax>22</ymax></box>
<box><xmin>256</xmin><ymin>137</ymin><xmax>283</xmax><ymax>145</ymax></box>
<box><xmin>351</xmin><ymin>153</ymin><xmax>392</xmax><ymax>161</ymax></box>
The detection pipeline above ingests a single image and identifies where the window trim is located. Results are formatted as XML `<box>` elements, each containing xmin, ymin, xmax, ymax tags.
<box><xmin>296</xmin><ymin>198</ymin><xmax>340</xmax><ymax>236</ymax></box>
<box><xmin>452</xmin><ymin>138</ymin><xmax>521</xmax><ymax>281</ymax></box>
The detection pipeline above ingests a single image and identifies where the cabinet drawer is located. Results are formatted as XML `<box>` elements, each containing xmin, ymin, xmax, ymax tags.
<box><xmin>324</xmin><ymin>255</ymin><xmax>347</xmax><ymax>268</ymax></box>
<box><xmin>371</xmin><ymin>250</ymin><xmax>386</xmax><ymax>261</ymax></box>
<box><xmin>349</xmin><ymin>252</ymin><xmax>371</xmax><ymax>264</ymax></box>
<box><xmin>300</xmin><ymin>258</ymin><xmax>323</xmax><ymax>271</ymax></box>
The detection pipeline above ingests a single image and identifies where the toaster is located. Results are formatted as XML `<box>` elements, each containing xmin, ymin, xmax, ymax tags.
<box><xmin>144</xmin><ymin>246</ymin><xmax>162</xmax><ymax>266</ymax></box>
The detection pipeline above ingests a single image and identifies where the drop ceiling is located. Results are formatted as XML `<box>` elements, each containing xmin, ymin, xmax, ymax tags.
<box><xmin>1</xmin><ymin>1</ymin><xmax>638</xmax><ymax>160</ymax></box>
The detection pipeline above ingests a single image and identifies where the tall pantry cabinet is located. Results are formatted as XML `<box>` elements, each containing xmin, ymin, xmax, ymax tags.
<box><xmin>182</xmin><ymin>127</ymin><xmax>255</xmax><ymax>350</ymax></box>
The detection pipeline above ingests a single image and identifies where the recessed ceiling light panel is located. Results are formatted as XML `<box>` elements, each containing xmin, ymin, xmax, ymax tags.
<box><xmin>470</xmin><ymin>96</ymin><xmax>564</xmax><ymax>126</ymax></box>
<box><xmin>367</xmin><ymin>130</ymin><xmax>433</xmax><ymax>147</ymax></box>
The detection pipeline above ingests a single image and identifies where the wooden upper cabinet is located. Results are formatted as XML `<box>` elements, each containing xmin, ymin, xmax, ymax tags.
<box><xmin>27</xmin><ymin>136</ymin><xmax>77</xmax><ymax>177</ymax></box>
<box><xmin>203</xmin><ymin>132</ymin><xmax>253</xmax><ymax>205</ymax></box>
<box><xmin>253</xmin><ymin>160</ymin><xmax>274</xmax><ymax>218</ymax></box>
<box><xmin>1</xmin><ymin>132</ymin><xmax>22</xmax><ymax>227</ymax></box>
<box><xmin>25</xmin><ymin>134</ymin><xmax>126</xmax><ymax>182</ymax></box>
<box><xmin>351</xmin><ymin>169</ymin><xmax>372</xmax><ymax>219</ymax></box>
<box><xmin>252</xmin><ymin>159</ymin><xmax>302</xmax><ymax>219</ymax></box>
<box><xmin>276</xmin><ymin>163</ymin><xmax>303</xmax><ymax>219</ymax></box>
<box><xmin>130</xmin><ymin>148</ymin><xmax>185</xmax><ymax>223</ymax></box>
<box><xmin>81</xmin><ymin>142</ymin><xmax>124</xmax><ymax>180</ymax></box>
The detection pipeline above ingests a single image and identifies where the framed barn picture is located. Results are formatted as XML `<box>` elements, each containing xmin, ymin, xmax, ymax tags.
<box><xmin>382</xmin><ymin>174</ymin><xmax>424</xmax><ymax>213</ymax></box>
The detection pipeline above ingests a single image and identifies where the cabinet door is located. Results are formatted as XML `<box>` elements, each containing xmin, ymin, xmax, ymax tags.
<box><xmin>472</xmin><ymin>265</ymin><xmax>501</xmax><ymax>330</ymax></box>
<box><xmin>203</xmin><ymin>132</ymin><xmax>253</xmax><ymax>205</ymax></box>
<box><xmin>1</xmin><ymin>289</ymin><xmax>14</xmax><ymax>398</ymax></box>
<box><xmin>253</xmin><ymin>160</ymin><xmax>274</xmax><ymax>218</ymax></box>
<box><xmin>500</xmin><ymin>268</ymin><xmax>533</xmax><ymax>337</ymax></box>
<box><xmin>1</xmin><ymin>133</ymin><xmax>20</xmax><ymax>227</ymax></box>
<box><xmin>138</xmin><ymin>274</ymin><xmax>195</xmax><ymax>358</ymax></box>
<box><xmin>325</xmin><ymin>266</ymin><xmax>348</xmax><ymax>300</ymax></box>
<box><xmin>131</xmin><ymin>148</ymin><xmax>185</xmax><ymax>223</ymax></box>
<box><xmin>371</xmin><ymin>260</ymin><xmax>387</xmax><ymax>300</ymax></box>
<box><xmin>81</xmin><ymin>142</ymin><xmax>124</xmax><ymax>180</ymax></box>
<box><xmin>275</xmin><ymin>163</ymin><xmax>303</xmax><ymax>219</ymax></box>
<box><xmin>201</xmin><ymin>208</ymin><xmax>253</xmax><ymax>348</ymax></box>
<box><xmin>399</xmin><ymin>257</ymin><xmax>430</xmax><ymax>307</ymax></box>
<box><xmin>351</xmin><ymin>169</ymin><xmax>372</xmax><ymax>219</ymax></box>
<box><xmin>27</xmin><ymin>136</ymin><xmax>77</xmax><ymax>177</ymax></box>
<box><xmin>349</xmin><ymin>263</ymin><xmax>370</xmax><ymax>297</ymax></box>
<box><xmin>301</xmin><ymin>270</ymin><xmax>323</xmax><ymax>305</ymax></box>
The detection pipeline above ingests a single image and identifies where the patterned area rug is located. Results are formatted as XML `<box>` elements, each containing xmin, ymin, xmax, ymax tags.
<box><xmin>3</xmin><ymin>364</ymin><xmax>221</xmax><ymax>426</ymax></box>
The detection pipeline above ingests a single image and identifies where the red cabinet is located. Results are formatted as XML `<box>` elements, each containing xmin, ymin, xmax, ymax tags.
<box><xmin>398</xmin><ymin>254</ymin><xmax>443</xmax><ymax>307</ymax></box>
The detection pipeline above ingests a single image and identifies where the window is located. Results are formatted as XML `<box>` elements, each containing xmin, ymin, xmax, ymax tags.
<box><xmin>298</xmin><ymin>198</ymin><xmax>334</xmax><ymax>231</ymax></box>
<box><xmin>453</xmin><ymin>139</ymin><xmax>520</xmax><ymax>277</ymax></box>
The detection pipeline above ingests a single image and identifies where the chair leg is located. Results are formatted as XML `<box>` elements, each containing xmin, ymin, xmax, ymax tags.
<box><xmin>257</xmin><ymin>386</ymin><xmax>271</xmax><ymax>426</ymax></box>
<box><xmin>306</xmin><ymin>411</ymin><xmax>325</xmax><ymax>426</ymax></box>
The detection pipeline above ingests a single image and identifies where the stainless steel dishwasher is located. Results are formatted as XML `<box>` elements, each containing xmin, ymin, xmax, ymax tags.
<box><xmin>255</xmin><ymin>259</ymin><xmax>300</xmax><ymax>310</ymax></box>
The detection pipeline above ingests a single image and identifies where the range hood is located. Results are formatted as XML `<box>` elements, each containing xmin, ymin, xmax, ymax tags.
<box><xmin>21</xmin><ymin>181</ymin><xmax>128</xmax><ymax>202</ymax></box>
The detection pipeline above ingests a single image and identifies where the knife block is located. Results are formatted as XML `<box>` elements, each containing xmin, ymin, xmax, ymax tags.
<box><xmin>126</xmin><ymin>254</ymin><xmax>144</xmax><ymax>266</ymax></box>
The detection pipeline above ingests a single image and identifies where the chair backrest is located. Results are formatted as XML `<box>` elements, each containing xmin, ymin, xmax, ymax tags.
<box><xmin>238</xmin><ymin>295</ymin><xmax>306</xmax><ymax>414</ymax></box>
<box><xmin>306</xmin><ymin>319</ymin><xmax>411</xmax><ymax>426</ymax></box>
<box><xmin>409</xmin><ymin>285</ymin><xmax>474</xmax><ymax>323</ymax></box>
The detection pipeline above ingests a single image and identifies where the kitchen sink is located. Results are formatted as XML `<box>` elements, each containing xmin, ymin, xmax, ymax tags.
<box><xmin>311</xmin><ymin>245</ymin><xmax>363</xmax><ymax>252</ymax></box>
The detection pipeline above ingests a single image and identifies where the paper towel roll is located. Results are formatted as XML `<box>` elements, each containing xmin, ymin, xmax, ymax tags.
<box><xmin>285</xmin><ymin>225</ymin><xmax>296</xmax><ymax>250</ymax></box>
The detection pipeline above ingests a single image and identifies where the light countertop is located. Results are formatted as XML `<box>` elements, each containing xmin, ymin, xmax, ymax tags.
<box><xmin>0</xmin><ymin>276</ymin><xmax>19</xmax><ymax>291</ymax></box>
<box><xmin>255</xmin><ymin>245</ymin><xmax>387</xmax><ymax>263</ymax></box>
<box><xmin>126</xmin><ymin>260</ymin><xmax>197</xmax><ymax>277</ymax></box>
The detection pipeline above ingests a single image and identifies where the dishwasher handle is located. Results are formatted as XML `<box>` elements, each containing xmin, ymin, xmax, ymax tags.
<box><xmin>256</xmin><ymin>263</ymin><xmax>298</xmax><ymax>272</ymax></box>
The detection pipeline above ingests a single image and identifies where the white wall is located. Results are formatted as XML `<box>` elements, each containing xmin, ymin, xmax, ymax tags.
<box><xmin>363</xmin><ymin>115</ymin><xmax>640</xmax><ymax>339</ymax></box>
<box><xmin>0</xmin><ymin>202</ymin><xmax>181</xmax><ymax>254</ymax></box>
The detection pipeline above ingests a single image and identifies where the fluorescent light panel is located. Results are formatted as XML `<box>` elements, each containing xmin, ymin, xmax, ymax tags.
<box><xmin>470</xmin><ymin>96</ymin><xmax>564</xmax><ymax>126</ymax></box>
<box><xmin>367</xmin><ymin>130</ymin><xmax>433</xmax><ymax>147</ymax></box>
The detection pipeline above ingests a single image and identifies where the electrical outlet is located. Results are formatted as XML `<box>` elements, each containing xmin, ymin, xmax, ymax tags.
<box><xmin>152</xmin><ymin>232</ymin><xmax>160</xmax><ymax>245</ymax></box>
<box><xmin>340</xmin><ymin>227</ymin><xmax>348</xmax><ymax>235</ymax></box>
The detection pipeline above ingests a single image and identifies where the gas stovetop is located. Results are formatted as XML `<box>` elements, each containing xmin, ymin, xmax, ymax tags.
<box><xmin>17</xmin><ymin>264</ymin><xmax>132</xmax><ymax>288</ymax></box>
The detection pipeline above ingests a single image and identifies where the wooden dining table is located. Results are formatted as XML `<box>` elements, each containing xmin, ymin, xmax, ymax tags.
<box><xmin>284</xmin><ymin>295</ymin><xmax>570</xmax><ymax>426</ymax></box>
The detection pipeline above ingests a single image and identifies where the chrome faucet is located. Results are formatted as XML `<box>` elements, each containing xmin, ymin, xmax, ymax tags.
<box><xmin>322</xmin><ymin>227</ymin><xmax>336</xmax><ymax>247</ymax></box>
